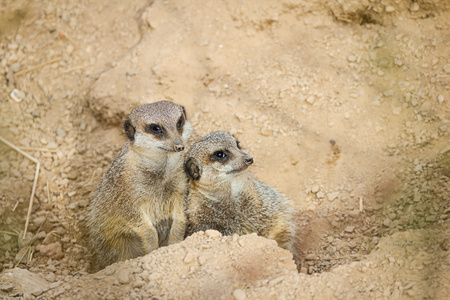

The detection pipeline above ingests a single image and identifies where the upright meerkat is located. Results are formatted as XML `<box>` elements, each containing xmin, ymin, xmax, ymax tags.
<box><xmin>86</xmin><ymin>101</ymin><xmax>192</xmax><ymax>269</ymax></box>
<box><xmin>184</xmin><ymin>132</ymin><xmax>294</xmax><ymax>252</ymax></box>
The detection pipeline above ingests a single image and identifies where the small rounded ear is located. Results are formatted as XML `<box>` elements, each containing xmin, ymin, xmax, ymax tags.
<box><xmin>124</xmin><ymin>119</ymin><xmax>136</xmax><ymax>141</ymax></box>
<box><xmin>185</xmin><ymin>157</ymin><xmax>202</xmax><ymax>181</ymax></box>
<box><xmin>181</xmin><ymin>106</ymin><xmax>187</xmax><ymax>119</ymax></box>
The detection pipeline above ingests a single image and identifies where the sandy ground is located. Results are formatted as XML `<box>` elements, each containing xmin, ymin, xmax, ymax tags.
<box><xmin>0</xmin><ymin>0</ymin><xmax>449</xmax><ymax>299</ymax></box>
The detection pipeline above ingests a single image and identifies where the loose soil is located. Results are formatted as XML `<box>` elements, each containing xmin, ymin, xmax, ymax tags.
<box><xmin>0</xmin><ymin>0</ymin><xmax>449</xmax><ymax>299</ymax></box>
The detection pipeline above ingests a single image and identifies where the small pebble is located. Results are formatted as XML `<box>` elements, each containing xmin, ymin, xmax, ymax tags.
<box><xmin>394</xmin><ymin>59</ymin><xmax>403</xmax><ymax>66</ymax></box>
<box><xmin>261</xmin><ymin>128</ymin><xmax>271</xmax><ymax>136</ymax></box>
<box><xmin>46</xmin><ymin>273</ymin><xmax>56</xmax><ymax>282</ymax></box>
<box><xmin>43</xmin><ymin>232</ymin><xmax>57</xmax><ymax>245</ymax></box>
<box><xmin>31</xmin><ymin>289</ymin><xmax>44</xmax><ymax>297</ymax></box>
<box><xmin>383</xmin><ymin>90</ymin><xmax>394</xmax><ymax>97</ymax></box>
<box><xmin>133</xmin><ymin>279</ymin><xmax>145</xmax><ymax>288</ymax></box>
<box><xmin>31</xmin><ymin>231</ymin><xmax>47</xmax><ymax>244</ymax></box>
<box><xmin>233</xmin><ymin>289</ymin><xmax>246</xmax><ymax>300</ymax></box>
<box><xmin>47</xmin><ymin>141</ymin><xmax>58</xmax><ymax>149</ymax></box>
<box><xmin>385</xmin><ymin>6</ymin><xmax>395</xmax><ymax>12</ymax></box>
<box><xmin>393</xmin><ymin>107</ymin><xmax>402</xmax><ymax>115</ymax></box>
<box><xmin>205</xmin><ymin>230</ymin><xmax>222</xmax><ymax>238</ymax></box>
<box><xmin>184</xmin><ymin>252</ymin><xmax>195</xmax><ymax>264</ymax></box>
<box><xmin>33</xmin><ymin>216</ymin><xmax>47</xmax><ymax>227</ymax></box>
<box><xmin>344</xmin><ymin>226</ymin><xmax>355</xmax><ymax>233</ymax></box>
<box><xmin>198</xmin><ymin>256</ymin><xmax>206</xmax><ymax>265</ymax></box>
<box><xmin>0</xmin><ymin>284</ymin><xmax>14</xmax><ymax>292</ymax></box>
<box><xmin>118</xmin><ymin>271</ymin><xmax>130</xmax><ymax>285</ymax></box>
<box><xmin>67</xmin><ymin>172</ymin><xmax>78</xmax><ymax>180</ymax></box>
<box><xmin>444</xmin><ymin>65</ymin><xmax>450</xmax><ymax>74</ymax></box>
<box><xmin>311</xmin><ymin>185</ymin><xmax>320</xmax><ymax>193</ymax></box>
<box><xmin>328</xmin><ymin>192</ymin><xmax>339</xmax><ymax>201</ymax></box>
<box><xmin>10</xmin><ymin>62</ymin><xmax>21</xmax><ymax>73</ymax></box>
<box><xmin>305</xmin><ymin>253</ymin><xmax>317</xmax><ymax>260</ymax></box>
<box><xmin>37</xmin><ymin>242</ymin><xmax>64</xmax><ymax>260</ymax></box>
<box><xmin>56</xmin><ymin>128</ymin><xmax>67</xmax><ymax>137</ymax></box>
<box><xmin>410</xmin><ymin>2</ymin><xmax>419</xmax><ymax>12</ymax></box>
<box><xmin>18</xmin><ymin>231</ymin><xmax>33</xmax><ymax>248</ymax></box>
<box><xmin>15</xmin><ymin>247</ymin><xmax>30</xmax><ymax>263</ymax></box>
<box><xmin>10</xmin><ymin>89</ymin><xmax>24</xmax><ymax>102</ymax></box>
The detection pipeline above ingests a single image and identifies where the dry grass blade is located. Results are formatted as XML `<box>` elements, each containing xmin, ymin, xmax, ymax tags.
<box><xmin>20</xmin><ymin>146</ymin><xmax>57</xmax><ymax>153</ymax></box>
<box><xmin>0</xmin><ymin>230</ymin><xmax>19</xmax><ymax>236</ymax></box>
<box><xmin>0</xmin><ymin>136</ymin><xmax>41</xmax><ymax>239</ymax></box>
<box><xmin>14</xmin><ymin>245</ymin><xmax>32</xmax><ymax>267</ymax></box>
<box><xmin>47</xmin><ymin>181</ymin><xmax>51</xmax><ymax>203</ymax></box>
<box><xmin>14</xmin><ymin>57</ymin><xmax>62</xmax><ymax>77</ymax></box>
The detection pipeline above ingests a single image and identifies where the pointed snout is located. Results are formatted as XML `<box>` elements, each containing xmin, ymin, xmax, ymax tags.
<box><xmin>172</xmin><ymin>135</ymin><xmax>185</xmax><ymax>152</ymax></box>
<box><xmin>174</xmin><ymin>143</ymin><xmax>185</xmax><ymax>152</ymax></box>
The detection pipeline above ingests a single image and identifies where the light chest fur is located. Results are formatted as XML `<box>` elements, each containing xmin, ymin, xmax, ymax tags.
<box><xmin>184</xmin><ymin>132</ymin><xmax>294</xmax><ymax>254</ymax></box>
<box><xmin>86</xmin><ymin>101</ymin><xmax>191</xmax><ymax>269</ymax></box>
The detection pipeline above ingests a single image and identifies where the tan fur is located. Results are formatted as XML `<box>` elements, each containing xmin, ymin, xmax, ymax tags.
<box><xmin>184</xmin><ymin>132</ymin><xmax>295</xmax><ymax>255</ymax></box>
<box><xmin>86</xmin><ymin>101</ymin><xmax>192</xmax><ymax>269</ymax></box>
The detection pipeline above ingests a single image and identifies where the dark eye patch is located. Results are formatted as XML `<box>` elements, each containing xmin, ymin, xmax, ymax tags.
<box><xmin>210</xmin><ymin>150</ymin><xmax>230</xmax><ymax>163</ymax></box>
<box><xmin>177</xmin><ymin>115</ymin><xmax>185</xmax><ymax>133</ymax></box>
<box><xmin>145</xmin><ymin>124</ymin><xmax>165</xmax><ymax>137</ymax></box>
<box><xmin>214</xmin><ymin>151</ymin><xmax>226</xmax><ymax>159</ymax></box>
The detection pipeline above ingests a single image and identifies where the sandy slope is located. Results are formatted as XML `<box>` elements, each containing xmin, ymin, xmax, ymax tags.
<box><xmin>0</xmin><ymin>0</ymin><xmax>449</xmax><ymax>299</ymax></box>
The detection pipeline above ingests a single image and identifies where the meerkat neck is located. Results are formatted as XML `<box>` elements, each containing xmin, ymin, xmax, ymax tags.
<box><xmin>126</xmin><ymin>144</ymin><xmax>183</xmax><ymax>179</ymax></box>
<box><xmin>194</xmin><ymin>174</ymin><xmax>253</xmax><ymax>203</ymax></box>
<box><xmin>194</xmin><ymin>180</ymin><xmax>230</xmax><ymax>202</ymax></box>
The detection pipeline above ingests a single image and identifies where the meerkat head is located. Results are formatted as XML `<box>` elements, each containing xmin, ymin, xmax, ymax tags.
<box><xmin>123</xmin><ymin>101</ymin><xmax>192</xmax><ymax>155</ymax></box>
<box><xmin>185</xmin><ymin>132</ymin><xmax>253</xmax><ymax>183</ymax></box>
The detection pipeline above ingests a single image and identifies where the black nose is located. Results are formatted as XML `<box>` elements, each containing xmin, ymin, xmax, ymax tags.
<box><xmin>245</xmin><ymin>157</ymin><xmax>254</xmax><ymax>165</ymax></box>
<box><xmin>174</xmin><ymin>144</ymin><xmax>185</xmax><ymax>152</ymax></box>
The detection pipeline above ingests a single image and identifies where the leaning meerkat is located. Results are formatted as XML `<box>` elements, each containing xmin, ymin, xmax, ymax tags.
<box><xmin>86</xmin><ymin>100</ymin><xmax>192</xmax><ymax>269</ymax></box>
<box><xmin>184</xmin><ymin>131</ymin><xmax>294</xmax><ymax>252</ymax></box>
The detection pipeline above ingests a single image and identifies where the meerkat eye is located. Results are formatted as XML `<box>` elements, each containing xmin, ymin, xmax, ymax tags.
<box><xmin>213</xmin><ymin>151</ymin><xmax>227</xmax><ymax>159</ymax></box>
<box><xmin>177</xmin><ymin>115</ymin><xmax>185</xmax><ymax>132</ymax></box>
<box><xmin>146</xmin><ymin>124</ymin><xmax>162</xmax><ymax>134</ymax></box>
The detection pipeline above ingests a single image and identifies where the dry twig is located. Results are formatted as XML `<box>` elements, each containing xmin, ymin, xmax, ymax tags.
<box><xmin>12</xmin><ymin>199</ymin><xmax>20</xmax><ymax>212</ymax></box>
<box><xmin>0</xmin><ymin>230</ymin><xmax>19</xmax><ymax>236</ymax></box>
<box><xmin>47</xmin><ymin>181</ymin><xmax>51</xmax><ymax>203</ymax></box>
<box><xmin>20</xmin><ymin>146</ymin><xmax>57</xmax><ymax>153</ymax></box>
<box><xmin>0</xmin><ymin>136</ymin><xmax>40</xmax><ymax>239</ymax></box>
<box><xmin>14</xmin><ymin>57</ymin><xmax>62</xmax><ymax>77</ymax></box>
<box><xmin>15</xmin><ymin>245</ymin><xmax>32</xmax><ymax>267</ymax></box>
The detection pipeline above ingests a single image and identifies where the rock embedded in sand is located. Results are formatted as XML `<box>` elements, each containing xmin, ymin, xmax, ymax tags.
<box><xmin>410</xmin><ymin>2</ymin><xmax>420</xmax><ymax>12</ymax></box>
<box><xmin>344</xmin><ymin>226</ymin><xmax>356</xmax><ymax>233</ymax></box>
<box><xmin>328</xmin><ymin>192</ymin><xmax>339</xmax><ymax>201</ymax></box>
<box><xmin>37</xmin><ymin>242</ymin><xmax>64</xmax><ymax>260</ymax></box>
<box><xmin>0</xmin><ymin>268</ymin><xmax>50</xmax><ymax>295</ymax></box>
<box><xmin>205</xmin><ymin>229</ymin><xmax>222</xmax><ymax>238</ymax></box>
<box><xmin>118</xmin><ymin>271</ymin><xmax>130</xmax><ymax>285</ymax></box>
<box><xmin>233</xmin><ymin>289</ymin><xmax>247</xmax><ymax>300</ymax></box>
